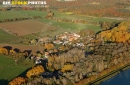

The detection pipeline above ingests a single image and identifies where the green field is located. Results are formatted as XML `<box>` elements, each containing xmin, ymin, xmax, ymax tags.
<box><xmin>0</xmin><ymin>10</ymin><xmax>47</xmax><ymax>20</ymax></box>
<box><xmin>0</xmin><ymin>55</ymin><xmax>34</xmax><ymax>84</ymax></box>
<box><xmin>23</xmin><ymin>34</ymin><xmax>38</xmax><ymax>40</ymax></box>
<box><xmin>22</xmin><ymin>19</ymin><xmax>101</xmax><ymax>39</ymax></box>
<box><xmin>0</xmin><ymin>10</ymin><xmax>122</xmax><ymax>22</ymax></box>
<box><xmin>19</xmin><ymin>10</ymin><xmax>47</xmax><ymax>17</ymax></box>
<box><xmin>37</xmin><ymin>19</ymin><xmax>101</xmax><ymax>31</ymax></box>
<box><xmin>0</xmin><ymin>29</ymin><xmax>24</xmax><ymax>44</ymax></box>
<box><xmin>0</xmin><ymin>11</ymin><xmax>26</xmax><ymax>20</ymax></box>
<box><xmin>50</xmin><ymin>11</ymin><xmax>123</xmax><ymax>22</ymax></box>
<box><xmin>19</xmin><ymin>10</ymin><xmax>123</xmax><ymax>22</ymax></box>
<box><xmin>0</xmin><ymin>10</ymin><xmax>122</xmax><ymax>42</ymax></box>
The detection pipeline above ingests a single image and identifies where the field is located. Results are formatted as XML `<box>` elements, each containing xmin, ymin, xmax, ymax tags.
<box><xmin>0</xmin><ymin>55</ymin><xmax>34</xmax><ymax>85</ymax></box>
<box><xmin>19</xmin><ymin>10</ymin><xmax>124</xmax><ymax>21</ymax></box>
<box><xmin>0</xmin><ymin>10</ymin><xmax>105</xmax><ymax>40</ymax></box>
<box><xmin>0</xmin><ymin>20</ymin><xmax>57</xmax><ymax>36</ymax></box>
<box><xmin>0</xmin><ymin>10</ymin><xmax>123</xmax><ymax>37</ymax></box>
<box><xmin>52</xmin><ymin>11</ymin><xmax>125</xmax><ymax>22</ymax></box>
<box><xmin>0</xmin><ymin>29</ymin><xmax>23</xmax><ymax>44</ymax></box>
<box><xmin>0</xmin><ymin>10</ymin><xmax>47</xmax><ymax>20</ymax></box>
<box><xmin>0</xmin><ymin>11</ymin><xmax>26</xmax><ymax>20</ymax></box>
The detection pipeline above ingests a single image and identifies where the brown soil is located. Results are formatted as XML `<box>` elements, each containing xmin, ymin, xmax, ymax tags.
<box><xmin>0</xmin><ymin>20</ymin><xmax>56</xmax><ymax>36</ymax></box>
<box><xmin>0</xmin><ymin>44</ymin><xmax>43</xmax><ymax>55</ymax></box>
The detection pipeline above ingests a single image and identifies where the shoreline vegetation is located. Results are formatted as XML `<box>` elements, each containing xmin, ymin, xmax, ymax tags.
<box><xmin>75</xmin><ymin>59</ymin><xmax>130</xmax><ymax>85</ymax></box>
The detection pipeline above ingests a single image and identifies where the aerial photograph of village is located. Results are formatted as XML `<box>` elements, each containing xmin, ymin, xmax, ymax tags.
<box><xmin>0</xmin><ymin>0</ymin><xmax>130</xmax><ymax>85</ymax></box>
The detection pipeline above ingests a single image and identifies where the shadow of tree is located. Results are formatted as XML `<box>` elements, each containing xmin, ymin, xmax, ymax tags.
<box><xmin>3</xmin><ymin>46</ymin><xmax>12</xmax><ymax>54</ymax></box>
<box><xmin>3</xmin><ymin>46</ymin><xmax>12</xmax><ymax>51</ymax></box>
<box><xmin>15</xmin><ymin>67</ymin><xmax>32</xmax><ymax>79</ymax></box>
<box><xmin>8</xmin><ymin>67</ymin><xmax>32</xmax><ymax>84</ymax></box>
<box><xmin>0</xmin><ymin>79</ymin><xmax>8</xmax><ymax>85</ymax></box>
<box><xmin>14</xmin><ymin>48</ymin><xmax>20</xmax><ymax>53</ymax></box>
<box><xmin>23</xmin><ymin>50</ymin><xmax>32</xmax><ymax>56</ymax></box>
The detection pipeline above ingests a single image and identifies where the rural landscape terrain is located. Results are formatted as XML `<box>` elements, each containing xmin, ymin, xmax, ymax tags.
<box><xmin>0</xmin><ymin>0</ymin><xmax>130</xmax><ymax>85</ymax></box>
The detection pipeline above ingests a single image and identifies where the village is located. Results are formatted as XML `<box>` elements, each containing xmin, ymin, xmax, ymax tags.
<box><xmin>0</xmin><ymin>17</ymin><xmax>96</xmax><ymax>65</ymax></box>
<box><xmin>30</xmin><ymin>31</ymin><xmax>89</xmax><ymax>65</ymax></box>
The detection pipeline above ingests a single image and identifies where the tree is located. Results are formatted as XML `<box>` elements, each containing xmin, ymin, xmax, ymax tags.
<box><xmin>26</xmin><ymin>65</ymin><xmax>45</xmax><ymax>78</ymax></box>
<box><xmin>30</xmin><ymin>39</ymin><xmax>37</xmax><ymax>45</ymax></box>
<box><xmin>97</xmin><ymin>21</ymin><xmax>130</xmax><ymax>43</ymax></box>
<box><xmin>0</xmin><ymin>47</ymin><xmax>8</xmax><ymax>55</ymax></box>
<box><xmin>127</xmin><ymin>39</ymin><xmax>130</xmax><ymax>45</ymax></box>
<box><xmin>9</xmin><ymin>77</ymin><xmax>25</xmax><ymax>85</ymax></box>
<box><xmin>79</xmin><ymin>29</ymin><xmax>95</xmax><ymax>37</ymax></box>
<box><xmin>44</xmin><ymin>43</ymin><xmax>55</xmax><ymax>51</ymax></box>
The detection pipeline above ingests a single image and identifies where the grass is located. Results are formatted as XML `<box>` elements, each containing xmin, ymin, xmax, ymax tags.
<box><xmin>0</xmin><ymin>10</ymin><xmax>122</xmax><ymax>22</ymax></box>
<box><xmin>19</xmin><ymin>10</ymin><xmax>102</xmax><ymax>38</ymax></box>
<box><xmin>0</xmin><ymin>29</ymin><xmax>23</xmax><ymax>44</ymax></box>
<box><xmin>0</xmin><ymin>55</ymin><xmax>14</xmax><ymax>68</ymax></box>
<box><xmin>18</xmin><ymin>10</ymin><xmax>47</xmax><ymax>17</ymax></box>
<box><xmin>0</xmin><ymin>30</ymin><xmax>16</xmax><ymax>43</ymax></box>
<box><xmin>52</xmin><ymin>10</ymin><xmax>123</xmax><ymax>22</ymax></box>
<box><xmin>0</xmin><ymin>11</ymin><xmax>26</xmax><ymax>20</ymax></box>
<box><xmin>0</xmin><ymin>55</ymin><xmax>34</xmax><ymax>84</ymax></box>
<box><xmin>23</xmin><ymin>34</ymin><xmax>38</xmax><ymax>40</ymax></box>
<box><xmin>0</xmin><ymin>10</ymin><xmax>47</xmax><ymax>20</ymax></box>
<box><xmin>37</xmin><ymin>18</ymin><xmax>101</xmax><ymax>32</ymax></box>
<box><xmin>21</xmin><ymin>18</ymin><xmax>101</xmax><ymax>39</ymax></box>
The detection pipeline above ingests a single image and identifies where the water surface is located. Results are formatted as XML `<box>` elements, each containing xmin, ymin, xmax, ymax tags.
<box><xmin>100</xmin><ymin>68</ymin><xmax>130</xmax><ymax>85</ymax></box>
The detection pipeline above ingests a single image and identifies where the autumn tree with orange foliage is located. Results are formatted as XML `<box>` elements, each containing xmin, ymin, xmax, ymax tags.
<box><xmin>9</xmin><ymin>77</ymin><xmax>25</xmax><ymax>85</ymax></box>
<box><xmin>44</xmin><ymin>43</ymin><xmax>55</xmax><ymax>51</ymax></box>
<box><xmin>0</xmin><ymin>47</ymin><xmax>8</xmax><ymax>55</ymax></box>
<box><xmin>97</xmin><ymin>21</ymin><xmax>130</xmax><ymax>43</ymax></box>
<box><xmin>26</xmin><ymin>65</ymin><xmax>45</xmax><ymax>78</ymax></box>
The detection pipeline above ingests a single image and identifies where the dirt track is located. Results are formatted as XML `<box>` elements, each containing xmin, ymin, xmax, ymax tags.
<box><xmin>0</xmin><ymin>44</ymin><xmax>43</xmax><ymax>55</ymax></box>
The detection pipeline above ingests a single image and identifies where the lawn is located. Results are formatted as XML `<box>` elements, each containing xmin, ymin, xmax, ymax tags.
<box><xmin>0</xmin><ymin>55</ymin><xmax>34</xmax><ymax>85</ymax></box>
